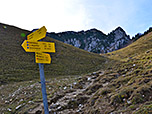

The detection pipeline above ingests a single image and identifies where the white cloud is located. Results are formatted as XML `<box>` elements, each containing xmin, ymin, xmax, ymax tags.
<box><xmin>0</xmin><ymin>0</ymin><xmax>91</xmax><ymax>32</ymax></box>
<box><xmin>0</xmin><ymin>0</ymin><xmax>151</xmax><ymax>36</ymax></box>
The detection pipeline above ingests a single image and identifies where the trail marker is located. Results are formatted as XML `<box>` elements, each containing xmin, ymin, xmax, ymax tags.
<box><xmin>35</xmin><ymin>52</ymin><xmax>51</xmax><ymax>64</ymax></box>
<box><xmin>21</xmin><ymin>26</ymin><xmax>55</xmax><ymax>114</ymax></box>
<box><xmin>22</xmin><ymin>40</ymin><xmax>55</xmax><ymax>53</ymax></box>
<box><xmin>27</xmin><ymin>26</ymin><xmax>47</xmax><ymax>41</ymax></box>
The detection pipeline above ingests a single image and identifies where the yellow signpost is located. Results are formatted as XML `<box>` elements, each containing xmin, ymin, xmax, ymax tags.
<box><xmin>21</xmin><ymin>40</ymin><xmax>55</xmax><ymax>53</ymax></box>
<box><xmin>35</xmin><ymin>52</ymin><xmax>51</xmax><ymax>64</ymax></box>
<box><xmin>21</xmin><ymin>26</ymin><xmax>55</xmax><ymax>113</ymax></box>
<box><xmin>27</xmin><ymin>26</ymin><xmax>47</xmax><ymax>41</ymax></box>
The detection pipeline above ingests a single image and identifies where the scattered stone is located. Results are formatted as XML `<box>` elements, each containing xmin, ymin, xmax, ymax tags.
<box><xmin>123</xmin><ymin>98</ymin><xmax>126</xmax><ymax>102</ymax></box>
<box><xmin>122</xmin><ymin>74</ymin><xmax>126</xmax><ymax>77</ymax></box>
<box><xmin>10</xmin><ymin>99</ymin><xmax>12</xmax><ymax>102</ymax></box>
<box><xmin>129</xmin><ymin>71</ymin><xmax>133</xmax><ymax>74</ymax></box>
<box><xmin>99</xmin><ymin>72</ymin><xmax>104</xmax><ymax>76</ymax></box>
<box><xmin>78</xmin><ymin>104</ymin><xmax>83</xmax><ymax>107</ymax></box>
<box><xmin>5</xmin><ymin>100</ymin><xmax>9</xmax><ymax>104</ymax></box>
<box><xmin>7</xmin><ymin>108</ymin><xmax>12</xmax><ymax>112</ymax></box>
<box><xmin>28</xmin><ymin>101</ymin><xmax>34</xmax><ymax>104</ymax></box>
<box><xmin>136</xmin><ymin>108</ymin><xmax>139</xmax><ymax>110</ymax></box>
<box><xmin>127</xmin><ymin>100</ymin><xmax>131</xmax><ymax>104</ymax></box>
<box><xmin>102</xmin><ymin>82</ymin><xmax>109</xmax><ymax>87</ymax></box>
<box><xmin>133</xmin><ymin>64</ymin><xmax>136</xmax><ymax>67</ymax></box>
<box><xmin>76</xmin><ymin>109</ymin><xmax>80</xmax><ymax>112</ymax></box>
<box><xmin>16</xmin><ymin>104</ymin><xmax>22</xmax><ymax>110</ymax></box>
<box><xmin>29</xmin><ymin>109</ymin><xmax>33</xmax><ymax>112</ymax></box>
<box><xmin>20</xmin><ymin>99</ymin><xmax>23</xmax><ymax>102</ymax></box>
<box><xmin>12</xmin><ymin>94</ymin><xmax>15</xmax><ymax>97</ymax></box>
<box><xmin>56</xmin><ymin>102</ymin><xmax>59</xmax><ymax>106</ymax></box>
<box><xmin>87</xmin><ymin>77</ymin><xmax>91</xmax><ymax>81</ymax></box>
<box><xmin>64</xmin><ymin>87</ymin><xmax>67</xmax><ymax>90</ymax></box>
<box><xmin>132</xmin><ymin>68</ymin><xmax>134</xmax><ymax>71</ymax></box>
<box><xmin>73</xmin><ymin>82</ymin><xmax>77</xmax><ymax>85</ymax></box>
<box><xmin>50</xmin><ymin>103</ymin><xmax>58</xmax><ymax>109</ymax></box>
<box><xmin>69</xmin><ymin>84</ymin><xmax>73</xmax><ymax>89</ymax></box>
<box><xmin>91</xmin><ymin>76</ymin><xmax>97</xmax><ymax>79</ymax></box>
<box><xmin>57</xmin><ymin>106</ymin><xmax>61</xmax><ymax>110</ymax></box>
<box><xmin>92</xmin><ymin>72</ymin><xmax>96</xmax><ymax>75</ymax></box>
<box><xmin>30</xmin><ymin>84</ymin><xmax>34</xmax><ymax>88</ymax></box>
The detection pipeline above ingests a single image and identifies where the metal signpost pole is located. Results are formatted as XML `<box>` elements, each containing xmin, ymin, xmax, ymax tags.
<box><xmin>38</xmin><ymin>63</ymin><xmax>49</xmax><ymax>114</ymax></box>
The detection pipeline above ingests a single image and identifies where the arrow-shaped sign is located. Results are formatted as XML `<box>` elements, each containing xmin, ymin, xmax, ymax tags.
<box><xmin>27</xmin><ymin>26</ymin><xmax>47</xmax><ymax>41</ymax></box>
<box><xmin>21</xmin><ymin>26</ymin><xmax>55</xmax><ymax>114</ymax></box>
<box><xmin>35</xmin><ymin>52</ymin><xmax>51</xmax><ymax>64</ymax></box>
<box><xmin>21</xmin><ymin>40</ymin><xmax>55</xmax><ymax>53</ymax></box>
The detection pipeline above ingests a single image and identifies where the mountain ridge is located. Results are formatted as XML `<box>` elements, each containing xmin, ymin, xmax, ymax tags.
<box><xmin>47</xmin><ymin>26</ymin><xmax>131</xmax><ymax>53</ymax></box>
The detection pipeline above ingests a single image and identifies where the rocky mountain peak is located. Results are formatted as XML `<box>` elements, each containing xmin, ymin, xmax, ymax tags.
<box><xmin>109</xmin><ymin>27</ymin><xmax>130</xmax><ymax>40</ymax></box>
<box><xmin>115</xmin><ymin>26</ymin><xmax>124</xmax><ymax>31</ymax></box>
<box><xmin>47</xmin><ymin>27</ymin><xmax>131</xmax><ymax>53</ymax></box>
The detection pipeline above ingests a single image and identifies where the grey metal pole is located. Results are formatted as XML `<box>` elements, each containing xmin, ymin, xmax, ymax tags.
<box><xmin>38</xmin><ymin>63</ymin><xmax>49</xmax><ymax>114</ymax></box>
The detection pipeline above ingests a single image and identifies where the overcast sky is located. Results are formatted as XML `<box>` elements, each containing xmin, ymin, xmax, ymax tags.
<box><xmin>0</xmin><ymin>0</ymin><xmax>152</xmax><ymax>37</ymax></box>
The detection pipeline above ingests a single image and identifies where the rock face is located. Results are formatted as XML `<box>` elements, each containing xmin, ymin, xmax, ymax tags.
<box><xmin>47</xmin><ymin>27</ymin><xmax>131</xmax><ymax>53</ymax></box>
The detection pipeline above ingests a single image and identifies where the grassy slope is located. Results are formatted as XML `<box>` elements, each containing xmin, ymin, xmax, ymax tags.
<box><xmin>25</xmin><ymin>30</ymin><xmax>152</xmax><ymax>114</ymax></box>
<box><xmin>88</xmin><ymin>32</ymin><xmax>152</xmax><ymax>113</ymax></box>
<box><xmin>0</xmin><ymin>23</ymin><xmax>106</xmax><ymax>84</ymax></box>
<box><xmin>106</xmin><ymin>31</ymin><xmax>152</xmax><ymax>60</ymax></box>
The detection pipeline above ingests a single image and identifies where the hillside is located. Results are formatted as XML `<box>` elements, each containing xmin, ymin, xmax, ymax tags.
<box><xmin>0</xmin><ymin>23</ymin><xmax>152</xmax><ymax>114</ymax></box>
<box><xmin>0</xmin><ymin>23</ymin><xmax>106</xmax><ymax>84</ymax></box>
<box><xmin>33</xmin><ymin>31</ymin><xmax>151</xmax><ymax>114</ymax></box>
<box><xmin>106</xmin><ymin>30</ymin><xmax>152</xmax><ymax>60</ymax></box>
<box><xmin>47</xmin><ymin>27</ymin><xmax>131</xmax><ymax>53</ymax></box>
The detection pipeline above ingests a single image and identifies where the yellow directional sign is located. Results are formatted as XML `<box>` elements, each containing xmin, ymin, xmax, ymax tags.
<box><xmin>27</xmin><ymin>26</ymin><xmax>47</xmax><ymax>41</ymax></box>
<box><xmin>35</xmin><ymin>52</ymin><xmax>51</xmax><ymax>64</ymax></box>
<box><xmin>21</xmin><ymin>40</ymin><xmax>55</xmax><ymax>53</ymax></box>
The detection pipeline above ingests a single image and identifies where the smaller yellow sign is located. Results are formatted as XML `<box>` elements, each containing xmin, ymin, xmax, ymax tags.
<box><xmin>35</xmin><ymin>52</ymin><xmax>51</xmax><ymax>64</ymax></box>
<box><xmin>21</xmin><ymin>40</ymin><xmax>55</xmax><ymax>53</ymax></box>
<box><xmin>27</xmin><ymin>26</ymin><xmax>47</xmax><ymax>41</ymax></box>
